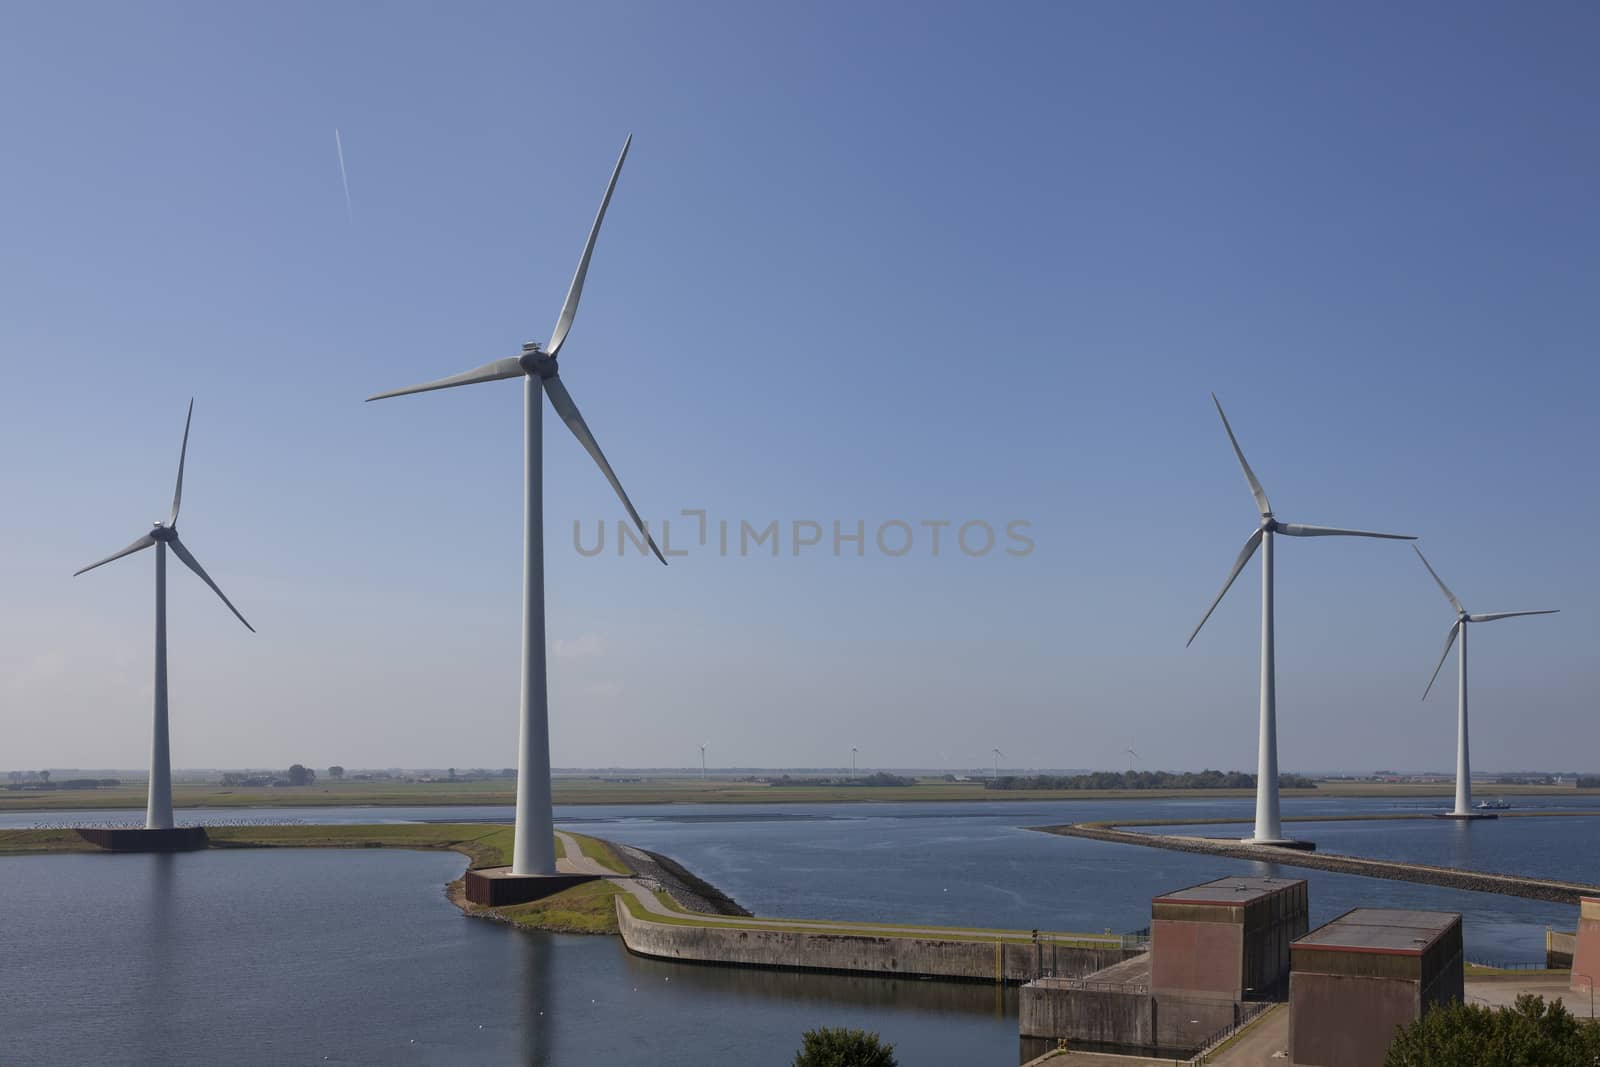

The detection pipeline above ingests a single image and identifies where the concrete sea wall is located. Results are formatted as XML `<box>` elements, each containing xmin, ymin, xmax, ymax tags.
<box><xmin>616</xmin><ymin>901</ymin><xmax>1139</xmax><ymax>983</ymax></box>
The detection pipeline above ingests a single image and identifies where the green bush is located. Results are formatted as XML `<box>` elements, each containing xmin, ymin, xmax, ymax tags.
<box><xmin>1386</xmin><ymin>994</ymin><xmax>1600</xmax><ymax>1066</ymax></box>
<box><xmin>792</xmin><ymin>1027</ymin><xmax>898</xmax><ymax>1067</ymax></box>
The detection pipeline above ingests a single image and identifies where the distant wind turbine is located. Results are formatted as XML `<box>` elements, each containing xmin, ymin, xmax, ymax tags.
<box><xmin>851</xmin><ymin>746</ymin><xmax>858</xmax><ymax>777</ymax></box>
<box><xmin>74</xmin><ymin>401</ymin><xmax>254</xmax><ymax>830</ymax></box>
<box><xmin>1413</xmin><ymin>546</ymin><xmax>1557</xmax><ymax>817</ymax></box>
<box><xmin>992</xmin><ymin>748</ymin><xmax>1004</xmax><ymax>780</ymax></box>
<box><xmin>1188</xmin><ymin>395</ymin><xmax>1414</xmax><ymax>845</ymax></box>
<box><xmin>699</xmin><ymin>744</ymin><xmax>708</xmax><ymax>781</ymax></box>
<box><xmin>367</xmin><ymin>136</ymin><xmax>664</xmax><ymax>878</ymax></box>
<box><xmin>1125</xmin><ymin>747</ymin><xmax>1139</xmax><ymax>774</ymax></box>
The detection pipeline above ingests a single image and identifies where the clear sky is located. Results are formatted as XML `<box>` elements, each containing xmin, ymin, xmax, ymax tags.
<box><xmin>2</xmin><ymin>2</ymin><xmax>1595</xmax><ymax>774</ymax></box>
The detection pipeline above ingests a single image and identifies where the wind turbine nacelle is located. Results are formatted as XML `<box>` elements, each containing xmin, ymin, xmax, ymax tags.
<box><xmin>149</xmin><ymin>524</ymin><xmax>177</xmax><ymax>542</ymax></box>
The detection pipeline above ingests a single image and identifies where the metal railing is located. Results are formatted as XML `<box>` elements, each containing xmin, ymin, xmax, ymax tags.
<box><xmin>1188</xmin><ymin>1001</ymin><xmax>1275</xmax><ymax>1064</ymax></box>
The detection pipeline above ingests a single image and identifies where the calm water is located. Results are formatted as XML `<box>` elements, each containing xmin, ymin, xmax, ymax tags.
<box><xmin>4</xmin><ymin>794</ymin><xmax>1597</xmax><ymax>1064</ymax></box>
<box><xmin>0</xmin><ymin>849</ymin><xmax>1015</xmax><ymax>1066</ymax></box>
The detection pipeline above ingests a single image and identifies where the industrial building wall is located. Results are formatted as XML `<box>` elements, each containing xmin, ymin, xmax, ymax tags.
<box><xmin>1151</xmin><ymin>919</ymin><xmax>1243</xmax><ymax>997</ymax></box>
<box><xmin>1289</xmin><ymin>973</ymin><xmax>1419</xmax><ymax>1067</ymax></box>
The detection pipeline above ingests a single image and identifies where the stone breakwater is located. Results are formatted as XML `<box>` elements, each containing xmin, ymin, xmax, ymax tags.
<box><xmin>1036</xmin><ymin>822</ymin><xmax>1600</xmax><ymax>905</ymax></box>
<box><xmin>621</xmin><ymin>844</ymin><xmax>752</xmax><ymax>917</ymax></box>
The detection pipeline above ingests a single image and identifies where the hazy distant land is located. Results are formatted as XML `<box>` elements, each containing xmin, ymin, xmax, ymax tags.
<box><xmin>2</xmin><ymin>774</ymin><xmax>1593</xmax><ymax>811</ymax></box>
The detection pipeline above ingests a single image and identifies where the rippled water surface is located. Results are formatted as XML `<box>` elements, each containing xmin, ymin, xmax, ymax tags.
<box><xmin>0</xmin><ymin>849</ymin><xmax>1015</xmax><ymax>1066</ymax></box>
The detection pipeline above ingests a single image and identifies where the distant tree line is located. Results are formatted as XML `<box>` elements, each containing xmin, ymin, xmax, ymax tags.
<box><xmin>5</xmin><ymin>771</ymin><xmax>120</xmax><ymax>791</ymax></box>
<box><xmin>983</xmin><ymin>770</ymin><xmax>1317</xmax><ymax>791</ymax></box>
<box><xmin>770</xmin><ymin>772</ymin><xmax>917</xmax><ymax>788</ymax></box>
<box><xmin>219</xmin><ymin>764</ymin><xmax>317</xmax><ymax>788</ymax></box>
<box><xmin>1578</xmin><ymin>775</ymin><xmax>1600</xmax><ymax>789</ymax></box>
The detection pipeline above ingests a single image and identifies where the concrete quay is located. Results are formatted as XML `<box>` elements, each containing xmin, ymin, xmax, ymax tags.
<box><xmin>615</xmin><ymin>898</ymin><xmax>1142</xmax><ymax>984</ymax></box>
<box><xmin>1037</xmin><ymin>820</ymin><xmax>1600</xmax><ymax>905</ymax></box>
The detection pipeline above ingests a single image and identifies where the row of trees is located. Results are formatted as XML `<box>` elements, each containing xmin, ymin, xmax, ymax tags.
<box><xmin>770</xmin><ymin>773</ymin><xmax>917</xmax><ymax>788</ymax></box>
<box><xmin>984</xmin><ymin>770</ymin><xmax>1317</xmax><ymax>791</ymax></box>
<box><xmin>220</xmin><ymin>765</ymin><xmax>342</xmax><ymax>787</ymax></box>
<box><xmin>5</xmin><ymin>771</ymin><xmax>120</xmax><ymax>790</ymax></box>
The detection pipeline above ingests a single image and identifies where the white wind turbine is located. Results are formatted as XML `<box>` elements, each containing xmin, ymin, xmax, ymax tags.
<box><xmin>992</xmin><ymin>747</ymin><xmax>1004</xmax><ymax>780</ymax></box>
<box><xmin>1125</xmin><ymin>747</ymin><xmax>1139</xmax><ymax>774</ymax></box>
<box><xmin>74</xmin><ymin>400</ymin><xmax>254</xmax><ymax>830</ymax></box>
<box><xmin>1188</xmin><ymin>395</ymin><xmax>1414</xmax><ymax>845</ymax></box>
<box><xmin>699</xmin><ymin>744</ymin><xmax>708</xmax><ymax>780</ymax></box>
<box><xmin>1413</xmin><ymin>546</ymin><xmax>1557</xmax><ymax>817</ymax></box>
<box><xmin>367</xmin><ymin>136</ymin><xmax>664</xmax><ymax>878</ymax></box>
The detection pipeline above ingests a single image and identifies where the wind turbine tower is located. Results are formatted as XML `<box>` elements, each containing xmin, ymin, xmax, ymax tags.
<box><xmin>992</xmin><ymin>748</ymin><xmax>1004</xmax><ymax>780</ymax></box>
<box><xmin>1188</xmin><ymin>395</ymin><xmax>1414</xmax><ymax>848</ymax></box>
<box><xmin>368</xmin><ymin>137</ymin><xmax>664</xmax><ymax>897</ymax></box>
<box><xmin>1413</xmin><ymin>546</ymin><xmax>1557</xmax><ymax>818</ymax></box>
<box><xmin>699</xmin><ymin>744</ymin><xmax>708</xmax><ymax>781</ymax></box>
<box><xmin>74</xmin><ymin>401</ymin><xmax>253</xmax><ymax>848</ymax></box>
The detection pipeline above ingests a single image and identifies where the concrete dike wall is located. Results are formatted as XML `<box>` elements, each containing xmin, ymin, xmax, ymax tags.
<box><xmin>616</xmin><ymin>899</ymin><xmax>1141</xmax><ymax>984</ymax></box>
<box><xmin>1018</xmin><ymin>979</ymin><xmax>1240</xmax><ymax>1055</ymax></box>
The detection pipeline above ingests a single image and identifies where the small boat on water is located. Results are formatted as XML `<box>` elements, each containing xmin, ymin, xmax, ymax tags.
<box><xmin>1476</xmin><ymin>798</ymin><xmax>1511</xmax><ymax>811</ymax></box>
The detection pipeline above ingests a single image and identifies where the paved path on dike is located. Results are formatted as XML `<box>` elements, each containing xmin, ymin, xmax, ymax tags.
<box><xmin>552</xmin><ymin>830</ymin><xmax>1123</xmax><ymax>945</ymax></box>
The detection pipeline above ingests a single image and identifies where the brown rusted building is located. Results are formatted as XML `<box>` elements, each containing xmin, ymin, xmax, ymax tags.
<box><xmin>1151</xmin><ymin>875</ymin><xmax>1309</xmax><ymax>999</ymax></box>
<box><xmin>1289</xmin><ymin>908</ymin><xmax>1463</xmax><ymax>1067</ymax></box>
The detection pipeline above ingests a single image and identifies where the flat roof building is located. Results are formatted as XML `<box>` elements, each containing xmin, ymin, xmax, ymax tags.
<box><xmin>1151</xmin><ymin>875</ymin><xmax>1308</xmax><ymax>1000</ymax></box>
<box><xmin>1289</xmin><ymin>908</ymin><xmax>1463</xmax><ymax>1067</ymax></box>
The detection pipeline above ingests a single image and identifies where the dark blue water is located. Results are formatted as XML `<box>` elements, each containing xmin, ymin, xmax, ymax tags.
<box><xmin>0</xmin><ymin>849</ymin><xmax>1016</xmax><ymax>1066</ymax></box>
<box><xmin>548</xmin><ymin>797</ymin><xmax>1595</xmax><ymax>963</ymax></box>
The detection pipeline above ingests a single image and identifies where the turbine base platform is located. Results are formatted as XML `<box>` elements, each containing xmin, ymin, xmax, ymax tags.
<box><xmin>1433</xmin><ymin>812</ymin><xmax>1498</xmax><ymax>820</ymax></box>
<box><xmin>1242</xmin><ymin>837</ymin><xmax>1317</xmax><ymax>852</ymax></box>
<box><xmin>463</xmin><ymin>867</ymin><xmax>600</xmax><ymax>907</ymax></box>
<box><xmin>75</xmin><ymin>826</ymin><xmax>210</xmax><ymax>852</ymax></box>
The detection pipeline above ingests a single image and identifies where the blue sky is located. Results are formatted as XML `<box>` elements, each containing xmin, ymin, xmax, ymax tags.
<box><xmin>2</xmin><ymin>2</ymin><xmax>1595</xmax><ymax>773</ymax></box>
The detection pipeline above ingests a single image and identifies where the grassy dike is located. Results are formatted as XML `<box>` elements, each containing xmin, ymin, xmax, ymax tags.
<box><xmin>0</xmin><ymin>824</ymin><xmax>633</xmax><ymax>936</ymax></box>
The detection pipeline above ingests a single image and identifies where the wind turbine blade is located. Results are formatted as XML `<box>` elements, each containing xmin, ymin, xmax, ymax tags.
<box><xmin>1422</xmin><ymin>621</ymin><xmax>1460</xmax><ymax>701</ymax></box>
<box><xmin>1186</xmin><ymin>527</ymin><xmax>1264</xmax><ymax>646</ymax></box>
<box><xmin>542</xmin><ymin>372</ymin><xmax>665</xmax><ymax>565</ymax></box>
<box><xmin>1211</xmin><ymin>394</ymin><xmax>1271</xmax><ymax>516</ymax></box>
<box><xmin>1411</xmin><ymin>545</ymin><xmax>1463</xmax><ymax>613</ymax></box>
<box><xmin>1467</xmin><ymin>610</ymin><xmax>1559</xmax><ymax>623</ymax></box>
<box><xmin>170</xmin><ymin>398</ymin><xmax>194</xmax><ymax>525</ymax></box>
<box><xmin>1275</xmin><ymin>523</ymin><xmax>1415</xmax><ymax>540</ymax></box>
<box><xmin>545</xmin><ymin>134</ymin><xmax>631</xmax><ymax>360</ymax></box>
<box><xmin>366</xmin><ymin>357</ymin><xmax>524</xmax><ymax>402</ymax></box>
<box><xmin>169</xmin><ymin>538</ymin><xmax>255</xmax><ymax>632</ymax></box>
<box><xmin>73</xmin><ymin>534</ymin><xmax>156</xmax><ymax>577</ymax></box>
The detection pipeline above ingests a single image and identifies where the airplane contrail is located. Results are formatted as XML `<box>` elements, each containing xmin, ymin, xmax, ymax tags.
<box><xmin>334</xmin><ymin>128</ymin><xmax>352</xmax><ymax>219</ymax></box>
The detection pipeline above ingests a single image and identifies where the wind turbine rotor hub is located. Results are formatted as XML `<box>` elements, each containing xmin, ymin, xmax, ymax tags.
<box><xmin>150</xmin><ymin>524</ymin><xmax>177</xmax><ymax>542</ymax></box>
<box><xmin>523</xmin><ymin>352</ymin><xmax>561</xmax><ymax>379</ymax></box>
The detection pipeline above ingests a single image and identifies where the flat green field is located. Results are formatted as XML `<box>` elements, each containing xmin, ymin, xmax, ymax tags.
<box><xmin>1</xmin><ymin>776</ymin><xmax>1591</xmax><ymax>812</ymax></box>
